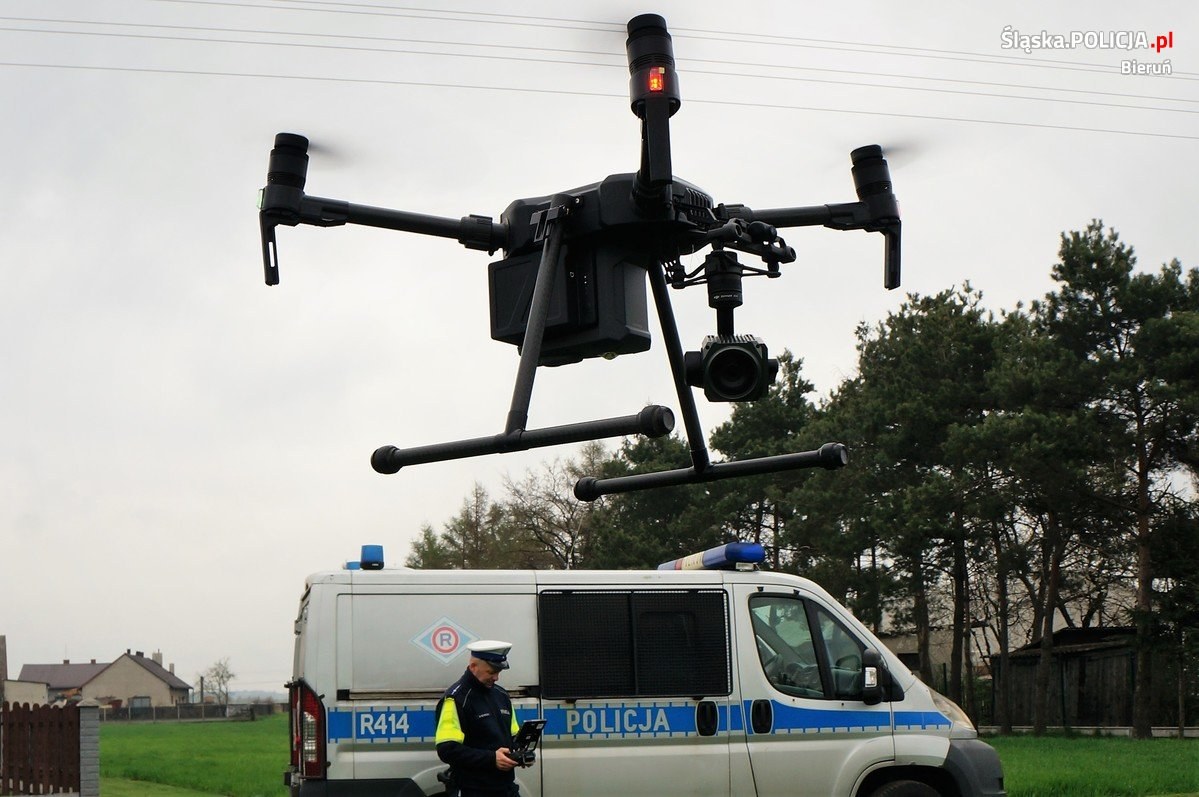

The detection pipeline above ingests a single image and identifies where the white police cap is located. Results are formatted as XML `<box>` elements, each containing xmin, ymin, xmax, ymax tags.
<box><xmin>468</xmin><ymin>640</ymin><xmax>512</xmax><ymax>670</ymax></box>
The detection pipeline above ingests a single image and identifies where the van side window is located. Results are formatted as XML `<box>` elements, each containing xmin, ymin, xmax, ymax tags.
<box><xmin>539</xmin><ymin>590</ymin><xmax>731</xmax><ymax>699</ymax></box>
<box><xmin>749</xmin><ymin>595</ymin><xmax>866</xmax><ymax>700</ymax></box>
<box><xmin>811</xmin><ymin>603</ymin><xmax>867</xmax><ymax>700</ymax></box>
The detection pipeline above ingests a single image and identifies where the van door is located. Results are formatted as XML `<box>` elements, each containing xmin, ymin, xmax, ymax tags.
<box><xmin>732</xmin><ymin>586</ymin><xmax>894</xmax><ymax>797</ymax></box>
<box><xmin>340</xmin><ymin>587</ymin><xmax>541</xmax><ymax>795</ymax></box>
<box><xmin>537</xmin><ymin>588</ymin><xmax>732</xmax><ymax>797</ymax></box>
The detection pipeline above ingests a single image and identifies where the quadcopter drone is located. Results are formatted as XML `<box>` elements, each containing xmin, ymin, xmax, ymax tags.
<box><xmin>257</xmin><ymin>14</ymin><xmax>901</xmax><ymax>501</ymax></box>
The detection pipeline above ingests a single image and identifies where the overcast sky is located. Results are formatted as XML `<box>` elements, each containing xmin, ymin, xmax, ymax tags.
<box><xmin>2</xmin><ymin>1</ymin><xmax>1195</xmax><ymax>693</ymax></box>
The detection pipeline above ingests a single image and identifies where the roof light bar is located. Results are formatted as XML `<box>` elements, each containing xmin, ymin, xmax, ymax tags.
<box><xmin>657</xmin><ymin>541</ymin><xmax>766</xmax><ymax>571</ymax></box>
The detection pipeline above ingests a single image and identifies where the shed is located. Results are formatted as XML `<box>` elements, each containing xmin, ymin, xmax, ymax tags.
<box><xmin>990</xmin><ymin>627</ymin><xmax>1183</xmax><ymax>727</ymax></box>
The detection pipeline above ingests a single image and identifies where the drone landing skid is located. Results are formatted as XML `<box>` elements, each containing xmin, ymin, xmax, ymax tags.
<box><xmin>370</xmin><ymin>201</ymin><xmax>847</xmax><ymax>500</ymax></box>
<box><xmin>569</xmin><ymin>249</ymin><xmax>848</xmax><ymax>501</ymax></box>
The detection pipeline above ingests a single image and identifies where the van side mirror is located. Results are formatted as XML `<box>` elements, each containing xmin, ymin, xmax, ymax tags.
<box><xmin>862</xmin><ymin>648</ymin><xmax>885</xmax><ymax>705</ymax></box>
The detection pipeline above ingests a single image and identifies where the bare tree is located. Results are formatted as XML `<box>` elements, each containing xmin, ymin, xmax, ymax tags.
<box><xmin>502</xmin><ymin>442</ymin><xmax>609</xmax><ymax>569</ymax></box>
<box><xmin>204</xmin><ymin>658</ymin><xmax>235</xmax><ymax>706</ymax></box>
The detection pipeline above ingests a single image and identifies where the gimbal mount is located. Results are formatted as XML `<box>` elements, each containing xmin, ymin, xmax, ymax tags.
<box><xmin>257</xmin><ymin>14</ymin><xmax>901</xmax><ymax>501</ymax></box>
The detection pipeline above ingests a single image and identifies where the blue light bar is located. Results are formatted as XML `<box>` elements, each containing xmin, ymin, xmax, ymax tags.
<box><xmin>360</xmin><ymin>544</ymin><xmax>385</xmax><ymax>570</ymax></box>
<box><xmin>657</xmin><ymin>542</ymin><xmax>766</xmax><ymax>571</ymax></box>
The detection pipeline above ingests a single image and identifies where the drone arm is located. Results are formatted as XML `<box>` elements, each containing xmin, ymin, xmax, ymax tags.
<box><xmin>262</xmin><ymin>186</ymin><xmax>506</xmax><ymax>247</ymax></box>
<box><xmin>259</xmin><ymin>191</ymin><xmax>506</xmax><ymax>284</ymax></box>
<box><xmin>633</xmin><ymin>94</ymin><xmax>675</xmax><ymax>212</ymax></box>
<box><xmin>713</xmin><ymin>143</ymin><xmax>901</xmax><ymax>288</ymax></box>
<box><xmin>717</xmin><ymin>202</ymin><xmax>886</xmax><ymax>267</ymax></box>
<box><xmin>336</xmin><ymin>201</ymin><xmax>505</xmax><ymax>251</ymax></box>
<box><xmin>258</xmin><ymin>132</ymin><xmax>507</xmax><ymax>284</ymax></box>
<box><xmin>718</xmin><ymin>201</ymin><xmax>871</xmax><ymax>229</ymax></box>
<box><xmin>718</xmin><ymin>196</ymin><xmax>900</xmax><ymax>290</ymax></box>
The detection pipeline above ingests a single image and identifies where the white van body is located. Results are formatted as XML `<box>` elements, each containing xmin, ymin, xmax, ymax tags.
<box><xmin>286</xmin><ymin>552</ymin><xmax>1005</xmax><ymax>797</ymax></box>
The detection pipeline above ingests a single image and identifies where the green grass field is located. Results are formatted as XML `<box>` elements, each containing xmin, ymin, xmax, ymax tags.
<box><xmin>101</xmin><ymin>777</ymin><xmax>229</xmax><ymax>797</ymax></box>
<box><xmin>100</xmin><ymin>715</ymin><xmax>1198</xmax><ymax>797</ymax></box>
<box><xmin>987</xmin><ymin>735</ymin><xmax>1199</xmax><ymax>797</ymax></box>
<box><xmin>101</xmin><ymin>714</ymin><xmax>288</xmax><ymax>797</ymax></box>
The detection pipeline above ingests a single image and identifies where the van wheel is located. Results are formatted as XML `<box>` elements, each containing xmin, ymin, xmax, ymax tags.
<box><xmin>869</xmin><ymin>780</ymin><xmax>940</xmax><ymax>797</ymax></box>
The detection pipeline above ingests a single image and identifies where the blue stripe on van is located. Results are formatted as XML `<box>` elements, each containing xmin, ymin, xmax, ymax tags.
<box><xmin>743</xmin><ymin>701</ymin><xmax>898</xmax><ymax>734</ymax></box>
<box><xmin>328</xmin><ymin>708</ymin><xmax>354</xmax><ymax>741</ymax></box>
<box><xmin>328</xmin><ymin>702</ymin><xmax>715</xmax><ymax>742</ymax></box>
<box><xmin>893</xmin><ymin>710</ymin><xmax>952</xmax><ymax>730</ymax></box>
<box><xmin>723</xmin><ymin>702</ymin><xmax>744</xmax><ymax>732</ymax></box>
<box><xmin>326</xmin><ymin>701</ymin><xmax>944</xmax><ymax>742</ymax></box>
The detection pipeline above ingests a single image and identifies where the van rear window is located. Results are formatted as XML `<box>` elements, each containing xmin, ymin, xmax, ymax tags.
<box><xmin>538</xmin><ymin>589</ymin><xmax>730</xmax><ymax>699</ymax></box>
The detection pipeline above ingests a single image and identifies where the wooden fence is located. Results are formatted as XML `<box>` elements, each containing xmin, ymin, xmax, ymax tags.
<box><xmin>0</xmin><ymin>702</ymin><xmax>81</xmax><ymax>796</ymax></box>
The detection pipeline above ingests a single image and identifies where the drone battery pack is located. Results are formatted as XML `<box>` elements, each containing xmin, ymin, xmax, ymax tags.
<box><xmin>488</xmin><ymin>244</ymin><xmax>651</xmax><ymax>367</ymax></box>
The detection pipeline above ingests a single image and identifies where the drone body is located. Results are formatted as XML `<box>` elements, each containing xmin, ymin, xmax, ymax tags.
<box><xmin>257</xmin><ymin>14</ymin><xmax>900</xmax><ymax>500</ymax></box>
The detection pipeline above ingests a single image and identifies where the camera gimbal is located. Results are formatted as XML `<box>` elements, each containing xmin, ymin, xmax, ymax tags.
<box><xmin>257</xmin><ymin>14</ymin><xmax>901</xmax><ymax>501</ymax></box>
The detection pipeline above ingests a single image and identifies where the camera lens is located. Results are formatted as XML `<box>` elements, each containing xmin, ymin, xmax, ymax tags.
<box><xmin>708</xmin><ymin>346</ymin><xmax>759</xmax><ymax>401</ymax></box>
<box><xmin>685</xmin><ymin>336</ymin><xmax>778</xmax><ymax>402</ymax></box>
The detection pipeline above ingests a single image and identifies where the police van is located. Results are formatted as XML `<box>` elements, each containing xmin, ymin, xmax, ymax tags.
<box><xmin>286</xmin><ymin>543</ymin><xmax>1005</xmax><ymax>797</ymax></box>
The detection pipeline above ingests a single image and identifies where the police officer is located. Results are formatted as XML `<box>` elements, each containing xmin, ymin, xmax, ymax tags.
<box><xmin>434</xmin><ymin>640</ymin><xmax>523</xmax><ymax>797</ymax></box>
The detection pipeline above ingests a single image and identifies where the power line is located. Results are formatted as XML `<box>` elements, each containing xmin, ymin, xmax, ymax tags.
<box><xmin>275</xmin><ymin>0</ymin><xmax>1140</xmax><ymax>80</ymax></box>
<box><xmin>6</xmin><ymin>15</ymin><xmax>1196</xmax><ymax>106</ymax></box>
<box><xmin>240</xmin><ymin>0</ymin><xmax>621</xmax><ymax>30</ymax></box>
<box><xmin>154</xmin><ymin>0</ymin><xmax>611</xmax><ymax>34</ymax></box>
<box><xmin>2</xmin><ymin>22</ymin><xmax>1195</xmax><ymax>117</ymax></box>
<box><xmin>155</xmin><ymin>0</ymin><xmax>1198</xmax><ymax>79</ymax></box>
<box><xmin>0</xmin><ymin>25</ymin><xmax>614</xmax><ymax>69</ymax></box>
<box><xmin>3</xmin><ymin>60</ymin><xmax>1195</xmax><ymax>142</ymax></box>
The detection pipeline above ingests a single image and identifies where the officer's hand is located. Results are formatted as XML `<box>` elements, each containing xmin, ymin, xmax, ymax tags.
<box><xmin>495</xmin><ymin>748</ymin><xmax>516</xmax><ymax>771</ymax></box>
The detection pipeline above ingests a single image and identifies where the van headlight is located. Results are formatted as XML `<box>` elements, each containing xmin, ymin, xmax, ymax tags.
<box><xmin>930</xmin><ymin>689</ymin><xmax>976</xmax><ymax>738</ymax></box>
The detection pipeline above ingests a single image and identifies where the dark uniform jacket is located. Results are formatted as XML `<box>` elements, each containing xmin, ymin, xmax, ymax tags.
<box><xmin>435</xmin><ymin>669</ymin><xmax>520</xmax><ymax>793</ymax></box>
